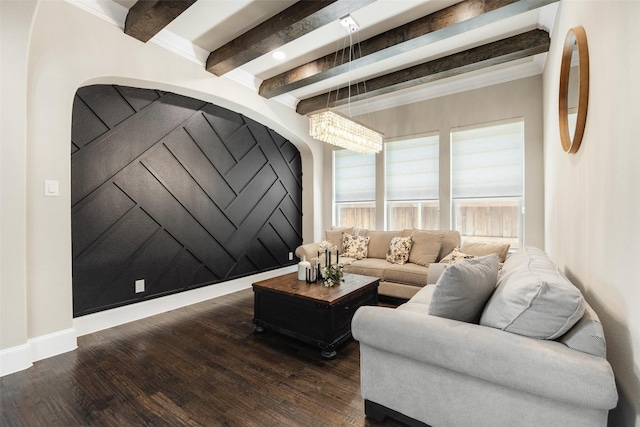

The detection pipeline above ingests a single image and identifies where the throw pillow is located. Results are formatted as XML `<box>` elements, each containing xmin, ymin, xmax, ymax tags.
<box><xmin>368</xmin><ymin>231</ymin><xmax>399</xmax><ymax>259</ymax></box>
<box><xmin>460</xmin><ymin>242</ymin><xmax>510</xmax><ymax>263</ymax></box>
<box><xmin>404</xmin><ymin>229</ymin><xmax>460</xmax><ymax>261</ymax></box>
<box><xmin>480</xmin><ymin>247</ymin><xmax>585</xmax><ymax>340</ymax></box>
<box><xmin>325</xmin><ymin>227</ymin><xmax>354</xmax><ymax>252</ymax></box>
<box><xmin>342</xmin><ymin>234</ymin><xmax>370</xmax><ymax>260</ymax></box>
<box><xmin>556</xmin><ymin>304</ymin><xmax>606</xmax><ymax>357</ymax></box>
<box><xmin>428</xmin><ymin>254</ymin><xmax>501</xmax><ymax>324</ymax></box>
<box><xmin>439</xmin><ymin>247</ymin><xmax>475</xmax><ymax>264</ymax></box>
<box><xmin>401</xmin><ymin>230</ymin><xmax>442</xmax><ymax>267</ymax></box>
<box><xmin>386</xmin><ymin>236</ymin><xmax>413</xmax><ymax>265</ymax></box>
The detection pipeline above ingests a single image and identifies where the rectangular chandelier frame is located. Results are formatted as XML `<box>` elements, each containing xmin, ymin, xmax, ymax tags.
<box><xmin>308</xmin><ymin>109</ymin><xmax>383</xmax><ymax>154</ymax></box>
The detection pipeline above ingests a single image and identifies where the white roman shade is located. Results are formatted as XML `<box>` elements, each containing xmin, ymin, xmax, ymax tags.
<box><xmin>386</xmin><ymin>135</ymin><xmax>439</xmax><ymax>201</ymax></box>
<box><xmin>334</xmin><ymin>149</ymin><xmax>375</xmax><ymax>202</ymax></box>
<box><xmin>451</xmin><ymin>121</ymin><xmax>524</xmax><ymax>199</ymax></box>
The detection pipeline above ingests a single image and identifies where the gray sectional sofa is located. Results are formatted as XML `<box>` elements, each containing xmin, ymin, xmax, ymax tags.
<box><xmin>352</xmin><ymin>247</ymin><xmax>618</xmax><ymax>427</ymax></box>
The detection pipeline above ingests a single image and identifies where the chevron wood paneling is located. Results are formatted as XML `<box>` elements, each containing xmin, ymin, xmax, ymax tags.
<box><xmin>71</xmin><ymin>85</ymin><xmax>302</xmax><ymax>317</ymax></box>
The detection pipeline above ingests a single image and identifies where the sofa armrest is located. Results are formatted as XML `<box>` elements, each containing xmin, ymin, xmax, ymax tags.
<box><xmin>426</xmin><ymin>263</ymin><xmax>448</xmax><ymax>284</ymax></box>
<box><xmin>295</xmin><ymin>242</ymin><xmax>321</xmax><ymax>262</ymax></box>
<box><xmin>352</xmin><ymin>306</ymin><xmax>618</xmax><ymax>410</ymax></box>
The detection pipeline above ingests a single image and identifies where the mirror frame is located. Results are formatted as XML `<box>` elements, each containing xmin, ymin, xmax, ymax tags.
<box><xmin>559</xmin><ymin>26</ymin><xmax>589</xmax><ymax>153</ymax></box>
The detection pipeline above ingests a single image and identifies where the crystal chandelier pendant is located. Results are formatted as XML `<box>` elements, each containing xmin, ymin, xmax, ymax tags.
<box><xmin>309</xmin><ymin>109</ymin><xmax>383</xmax><ymax>154</ymax></box>
<box><xmin>307</xmin><ymin>15</ymin><xmax>384</xmax><ymax>154</ymax></box>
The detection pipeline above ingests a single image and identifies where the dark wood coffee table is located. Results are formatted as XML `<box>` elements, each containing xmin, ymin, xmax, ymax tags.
<box><xmin>252</xmin><ymin>272</ymin><xmax>379</xmax><ymax>359</ymax></box>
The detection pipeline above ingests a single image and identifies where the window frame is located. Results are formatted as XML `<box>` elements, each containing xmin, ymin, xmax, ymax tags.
<box><xmin>332</xmin><ymin>149</ymin><xmax>377</xmax><ymax>229</ymax></box>
<box><xmin>384</xmin><ymin>133</ymin><xmax>440</xmax><ymax>231</ymax></box>
<box><xmin>450</xmin><ymin>118</ymin><xmax>525</xmax><ymax>248</ymax></box>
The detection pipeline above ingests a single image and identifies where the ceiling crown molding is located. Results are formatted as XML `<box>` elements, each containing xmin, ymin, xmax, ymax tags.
<box><xmin>65</xmin><ymin>0</ymin><xmax>127</xmax><ymax>28</ymax></box>
<box><xmin>538</xmin><ymin>2</ymin><xmax>559</xmax><ymax>35</ymax></box>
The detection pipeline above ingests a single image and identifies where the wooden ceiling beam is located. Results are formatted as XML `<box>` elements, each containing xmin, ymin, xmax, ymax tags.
<box><xmin>206</xmin><ymin>0</ymin><xmax>376</xmax><ymax>76</ymax></box>
<box><xmin>125</xmin><ymin>0</ymin><xmax>197</xmax><ymax>43</ymax></box>
<box><xmin>261</xmin><ymin>0</ymin><xmax>558</xmax><ymax>99</ymax></box>
<box><xmin>296</xmin><ymin>29</ymin><xmax>550</xmax><ymax>116</ymax></box>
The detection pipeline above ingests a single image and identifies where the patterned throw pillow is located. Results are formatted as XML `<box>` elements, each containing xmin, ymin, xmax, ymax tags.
<box><xmin>386</xmin><ymin>236</ymin><xmax>413</xmax><ymax>265</ymax></box>
<box><xmin>342</xmin><ymin>234</ymin><xmax>370</xmax><ymax>260</ymax></box>
<box><xmin>439</xmin><ymin>247</ymin><xmax>475</xmax><ymax>264</ymax></box>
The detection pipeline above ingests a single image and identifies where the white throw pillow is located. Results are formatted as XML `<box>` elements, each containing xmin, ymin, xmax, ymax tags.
<box><xmin>386</xmin><ymin>236</ymin><xmax>413</xmax><ymax>265</ymax></box>
<box><xmin>439</xmin><ymin>247</ymin><xmax>475</xmax><ymax>264</ymax></box>
<box><xmin>342</xmin><ymin>234</ymin><xmax>370</xmax><ymax>260</ymax></box>
<box><xmin>428</xmin><ymin>254</ymin><xmax>500</xmax><ymax>323</ymax></box>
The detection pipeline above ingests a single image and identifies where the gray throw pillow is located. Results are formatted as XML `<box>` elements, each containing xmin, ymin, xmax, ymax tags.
<box><xmin>480</xmin><ymin>247</ymin><xmax>585</xmax><ymax>340</ymax></box>
<box><xmin>557</xmin><ymin>304</ymin><xmax>606</xmax><ymax>357</ymax></box>
<box><xmin>428</xmin><ymin>254</ymin><xmax>500</xmax><ymax>323</ymax></box>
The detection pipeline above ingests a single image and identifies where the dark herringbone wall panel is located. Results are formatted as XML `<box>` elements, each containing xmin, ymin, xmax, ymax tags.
<box><xmin>71</xmin><ymin>85</ymin><xmax>302</xmax><ymax>317</ymax></box>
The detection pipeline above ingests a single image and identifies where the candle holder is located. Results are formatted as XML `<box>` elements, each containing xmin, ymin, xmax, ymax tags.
<box><xmin>305</xmin><ymin>263</ymin><xmax>320</xmax><ymax>283</ymax></box>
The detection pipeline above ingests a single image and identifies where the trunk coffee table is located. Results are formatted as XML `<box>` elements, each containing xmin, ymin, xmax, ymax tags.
<box><xmin>252</xmin><ymin>272</ymin><xmax>379</xmax><ymax>359</ymax></box>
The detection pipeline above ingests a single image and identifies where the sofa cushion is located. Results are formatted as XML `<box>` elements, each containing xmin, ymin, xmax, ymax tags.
<box><xmin>367</xmin><ymin>231</ymin><xmax>400</xmax><ymax>259</ymax></box>
<box><xmin>342</xmin><ymin>234</ymin><xmax>370</xmax><ymax>260</ymax></box>
<box><xmin>460</xmin><ymin>242</ymin><xmax>510</xmax><ymax>263</ymax></box>
<box><xmin>384</xmin><ymin>263</ymin><xmax>430</xmax><ymax>287</ymax></box>
<box><xmin>428</xmin><ymin>254</ymin><xmax>500</xmax><ymax>323</ymax></box>
<box><xmin>386</xmin><ymin>236</ymin><xmax>413</xmax><ymax>265</ymax></box>
<box><xmin>343</xmin><ymin>258</ymin><xmax>390</xmax><ymax>280</ymax></box>
<box><xmin>337</xmin><ymin>256</ymin><xmax>356</xmax><ymax>266</ymax></box>
<box><xmin>325</xmin><ymin>227</ymin><xmax>354</xmax><ymax>252</ymax></box>
<box><xmin>557</xmin><ymin>303</ymin><xmax>606</xmax><ymax>357</ymax></box>
<box><xmin>404</xmin><ymin>229</ymin><xmax>460</xmax><ymax>261</ymax></box>
<box><xmin>402</xmin><ymin>230</ymin><xmax>442</xmax><ymax>267</ymax></box>
<box><xmin>480</xmin><ymin>247</ymin><xmax>585</xmax><ymax>340</ymax></box>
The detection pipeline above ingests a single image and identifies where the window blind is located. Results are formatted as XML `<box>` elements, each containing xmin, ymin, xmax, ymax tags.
<box><xmin>451</xmin><ymin>121</ymin><xmax>524</xmax><ymax>199</ymax></box>
<box><xmin>386</xmin><ymin>135</ymin><xmax>439</xmax><ymax>201</ymax></box>
<box><xmin>334</xmin><ymin>149</ymin><xmax>375</xmax><ymax>202</ymax></box>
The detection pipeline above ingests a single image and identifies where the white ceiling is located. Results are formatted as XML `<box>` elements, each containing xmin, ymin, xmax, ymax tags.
<box><xmin>70</xmin><ymin>0</ymin><xmax>558</xmax><ymax>114</ymax></box>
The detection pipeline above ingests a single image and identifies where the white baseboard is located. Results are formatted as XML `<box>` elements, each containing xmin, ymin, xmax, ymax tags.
<box><xmin>30</xmin><ymin>328</ymin><xmax>78</xmax><ymax>362</ymax></box>
<box><xmin>74</xmin><ymin>266</ymin><xmax>296</xmax><ymax>336</ymax></box>
<box><xmin>1</xmin><ymin>266</ymin><xmax>295</xmax><ymax>377</ymax></box>
<box><xmin>0</xmin><ymin>344</ymin><xmax>32</xmax><ymax>376</ymax></box>
<box><xmin>0</xmin><ymin>328</ymin><xmax>77</xmax><ymax>377</ymax></box>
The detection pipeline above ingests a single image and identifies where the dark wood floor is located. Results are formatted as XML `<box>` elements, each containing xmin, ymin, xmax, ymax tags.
<box><xmin>1</xmin><ymin>288</ymin><xmax>405</xmax><ymax>427</ymax></box>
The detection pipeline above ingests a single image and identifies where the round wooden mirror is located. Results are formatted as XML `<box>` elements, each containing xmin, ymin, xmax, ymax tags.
<box><xmin>559</xmin><ymin>26</ymin><xmax>589</xmax><ymax>153</ymax></box>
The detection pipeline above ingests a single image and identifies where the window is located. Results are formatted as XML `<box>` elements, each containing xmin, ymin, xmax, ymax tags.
<box><xmin>333</xmin><ymin>149</ymin><xmax>376</xmax><ymax>229</ymax></box>
<box><xmin>451</xmin><ymin>120</ymin><xmax>524</xmax><ymax>248</ymax></box>
<box><xmin>385</xmin><ymin>135</ymin><xmax>439</xmax><ymax>230</ymax></box>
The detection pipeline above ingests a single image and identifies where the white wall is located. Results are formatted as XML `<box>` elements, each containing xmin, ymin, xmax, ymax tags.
<box><xmin>323</xmin><ymin>75</ymin><xmax>545</xmax><ymax>249</ymax></box>
<box><xmin>0</xmin><ymin>0</ymin><xmax>323</xmax><ymax>375</ymax></box>
<box><xmin>1</xmin><ymin>0</ymin><xmax>39</xmax><ymax>366</ymax></box>
<box><xmin>543</xmin><ymin>1</ymin><xmax>640</xmax><ymax>424</ymax></box>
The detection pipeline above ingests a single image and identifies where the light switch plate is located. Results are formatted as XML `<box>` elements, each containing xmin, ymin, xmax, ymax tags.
<box><xmin>44</xmin><ymin>180</ymin><xmax>59</xmax><ymax>197</ymax></box>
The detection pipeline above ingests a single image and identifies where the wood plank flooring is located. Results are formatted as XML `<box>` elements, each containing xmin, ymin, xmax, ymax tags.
<box><xmin>1</xmin><ymin>289</ymin><xmax>405</xmax><ymax>426</ymax></box>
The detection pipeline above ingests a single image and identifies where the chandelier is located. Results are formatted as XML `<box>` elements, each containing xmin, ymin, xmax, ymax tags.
<box><xmin>308</xmin><ymin>16</ymin><xmax>384</xmax><ymax>154</ymax></box>
<box><xmin>309</xmin><ymin>109</ymin><xmax>383</xmax><ymax>154</ymax></box>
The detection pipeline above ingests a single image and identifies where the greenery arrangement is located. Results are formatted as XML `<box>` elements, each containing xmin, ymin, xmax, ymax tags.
<box><xmin>321</xmin><ymin>263</ymin><xmax>344</xmax><ymax>287</ymax></box>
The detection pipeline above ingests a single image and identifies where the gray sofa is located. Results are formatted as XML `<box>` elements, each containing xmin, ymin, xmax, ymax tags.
<box><xmin>352</xmin><ymin>247</ymin><xmax>618</xmax><ymax>427</ymax></box>
<box><xmin>295</xmin><ymin>228</ymin><xmax>477</xmax><ymax>299</ymax></box>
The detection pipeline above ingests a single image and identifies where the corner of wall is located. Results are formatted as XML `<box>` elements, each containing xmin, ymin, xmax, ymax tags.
<box><xmin>0</xmin><ymin>329</ymin><xmax>77</xmax><ymax>377</ymax></box>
